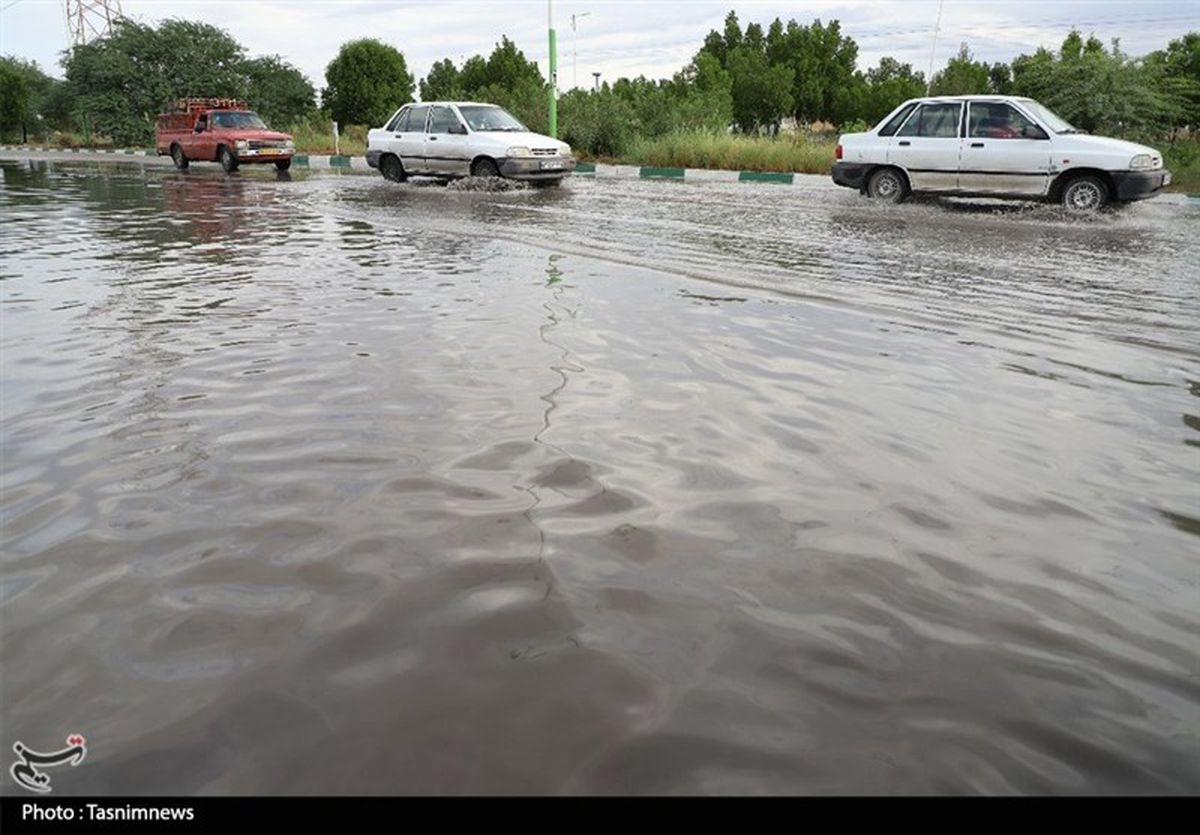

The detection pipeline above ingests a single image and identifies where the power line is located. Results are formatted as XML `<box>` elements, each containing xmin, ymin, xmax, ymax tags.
<box><xmin>848</xmin><ymin>14</ymin><xmax>1200</xmax><ymax>41</ymax></box>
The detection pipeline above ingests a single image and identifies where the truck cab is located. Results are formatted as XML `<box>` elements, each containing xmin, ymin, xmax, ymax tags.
<box><xmin>156</xmin><ymin>98</ymin><xmax>295</xmax><ymax>173</ymax></box>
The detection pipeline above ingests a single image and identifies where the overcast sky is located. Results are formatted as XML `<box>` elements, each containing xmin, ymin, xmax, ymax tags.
<box><xmin>2</xmin><ymin>0</ymin><xmax>1197</xmax><ymax>91</ymax></box>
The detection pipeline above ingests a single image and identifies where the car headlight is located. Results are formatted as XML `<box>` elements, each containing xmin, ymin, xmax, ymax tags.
<box><xmin>285</xmin><ymin>139</ymin><xmax>295</xmax><ymax>150</ymax></box>
<box><xmin>506</xmin><ymin>146</ymin><xmax>532</xmax><ymax>158</ymax></box>
<box><xmin>235</xmin><ymin>139</ymin><xmax>249</xmax><ymax>150</ymax></box>
<box><xmin>560</xmin><ymin>145</ymin><xmax>572</xmax><ymax>157</ymax></box>
<box><xmin>1129</xmin><ymin>154</ymin><xmax>1156</xmax><ymax>170</ymax></box>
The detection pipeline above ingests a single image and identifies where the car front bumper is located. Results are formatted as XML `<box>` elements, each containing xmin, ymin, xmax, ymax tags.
<box><xmin>366</xmin><ymin>149</ymin><xmax>382</xmax><ymax>169</ymax></box>
<box><xmin>832</xmin><ymin>161</ymin><xmax>870</xmax><ymax>191</ymax></box>
<box><xmin>500</xmin><ymin>156</ymin><xmax>576</xmax><ymax>180</ymax></box>
<box><xmin>1111</xmin><ymin>168</ymin><xmax>1171</xmax><ymax>201</ymax></box>
<box><xmin>233</xmin><ymin>149</ymin><xmax>294</xmax><ymax>163</ymax></box>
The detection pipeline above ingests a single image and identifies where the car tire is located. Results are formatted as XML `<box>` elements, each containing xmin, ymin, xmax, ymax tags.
<box><xmin>218</xmin><ymin>146</ymin><xmax>239</xmax><ymax>173</ymax></box>
<box><xmin>275</xmin><ymin>158</ymin><xmax>291</xmax><ymax>172</ymax></box>
<box><xmin>471</xmin><ymin>157</ymin><xmax>500</xmax><ymax>178</ymax></box>
<box><xmin>866</xmin><ymin>167</ymin><xmax>907</xmax><ymax>203</ymax></box>
<box><xmin>1061</xmin><ymin>175</ymin><xmax>1109</xmax><ymax>214</ymax></box>
<box><xmin>170</xmin><ymin>144</ymin><xmax>188</xmax><ymax>170</ymax></box>
<box><xmin>380</xmin><ymin>154</ymin><xmax>406</xmax><ymax>183</ymax></box>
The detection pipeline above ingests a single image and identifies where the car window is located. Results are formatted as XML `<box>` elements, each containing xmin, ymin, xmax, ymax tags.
<box><xmin>457</xmin><ymin>105</ymin><xmax>528</xmax><ymax>132</ymax></box>
<box><xmin>212</xmin><ymin>111</ymin><xmax>268</xmax><ymax>130</ymax></box>
<box><xmin>877</xmin><ymin>103</ymin><xmax>917</xmax><ymax>137</ymax></box>
<box><xmin>386</xmin><ymin>108</ymin><xmax>407</xmax><ymax>132</ymax></box>
<box><xmin>428</xmin><ymin>106</ymin><xmax>461</xmax><ymax>134</ymax></box>
<box><xmin>405</xmin><ymin>106</ymin><xmax>429</xmax><ymax>133</ymax></box>
<box><xmin>968</xmin><ymin>103</ymin><xmax>1042</xmax><ymax>139</ymax></box>
<box><xmin>897</xmin><ymin>103</ymin><xmax>961</xmax><ymax>138</ymax></box>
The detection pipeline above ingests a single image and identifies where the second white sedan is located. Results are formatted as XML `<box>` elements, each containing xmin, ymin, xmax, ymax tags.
<box><xmin>366</xmin><ymin>101</ymin><xmax>576</xmax><ymax>185</ymax></box>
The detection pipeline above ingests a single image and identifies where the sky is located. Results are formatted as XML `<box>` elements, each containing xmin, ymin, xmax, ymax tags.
<box><xmin>2</xmin><ymin>0</ymin><xmax>1198</xmax><ymax>90</ymax></box>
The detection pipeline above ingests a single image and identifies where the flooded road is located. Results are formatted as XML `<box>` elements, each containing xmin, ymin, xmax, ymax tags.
<box><xmin>2</xmin><ymin>159</ymin><xmax>1198</xmax><ymax>794</ymax></box>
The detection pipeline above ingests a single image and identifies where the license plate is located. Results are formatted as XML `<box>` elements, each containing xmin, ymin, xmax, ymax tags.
<box><xmin>260</xmin><ymin>148</ymin><xmax>279</xmax><ymax>155</ymax></box>
<box><xmin>1163</xmin><ymin>172</ymin><xmax>1171</xmax><ymax>186</ymax></box>
<box><xmin>540</xmin><ymin>159</ymin><xmax>564</xmax><ymax>170</ymax></box>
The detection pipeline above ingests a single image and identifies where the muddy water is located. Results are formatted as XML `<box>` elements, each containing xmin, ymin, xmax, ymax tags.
<box><xmin>1</xmin><ymin>159</ymin><xmax>1197</xmax><ymax>794</ymax></box>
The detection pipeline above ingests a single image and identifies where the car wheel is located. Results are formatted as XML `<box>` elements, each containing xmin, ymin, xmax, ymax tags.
<box><xmin>380</xmin><ymin>154</ymin><xmax>406</xmax><ymax>182</ymax></box>
<box><xmin>1061</xmin><ymin>175</ymin><xmax>1109</xmax><ymax>214</ymax></box>
<box><xmin>275</xmin><ymin>158</ymin><xmax>291</xmax><ymax>172</ymax></box>
<box><xmin>218</xmin><ymin>146</ymin><xmax>239</xmax><ymax>173</ymax></box>
<box><xmin>866</xmin><ymin>167</ymin><xmax>907</xmax><ymax>203</ymax></box>
<box><xmin>471</xmin><ymin>157</ymin><xmax>500</xmax><ymax>178</ymax></box>
<box><xmin>170</xmin><ymin>144</ymin><xmax>188</xmax><ymax>170</ymax></box>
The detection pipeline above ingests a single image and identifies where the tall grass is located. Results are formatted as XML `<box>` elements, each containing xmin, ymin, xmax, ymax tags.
<box><xmin>288</xmin><ymin>121</ymin><xmax>368</xmax><ymax>155</ymax></box>
<box><xmin>617</xmin><ymin>130</ymin><xmax>837</xmax><ymax>174</ymax></box>
<box><xmin>1162</xmin><ymin>140</ymin><xmax>1200</xmax><ymax>193</ymax></box>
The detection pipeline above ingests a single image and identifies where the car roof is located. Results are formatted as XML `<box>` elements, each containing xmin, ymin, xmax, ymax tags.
<box><xmin>907</xmin><ymin>95</ymin><xmax>1034</xmax><ymax>104</ymax></box>
<box><xmin>401</xmin><ymin>101</ymin><xmax>498</xmax><ymax>108</ymax></box>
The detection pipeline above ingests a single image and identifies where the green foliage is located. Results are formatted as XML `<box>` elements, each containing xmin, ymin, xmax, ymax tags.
<box><xmin>419</xmin><ymin>58</ymin><xmax>461</xmax><ymax>101</ymax></box>
<box><xmin>322</xmin><ymin>38</ymin><xmax>414</xmax><ymax>127</ymax></box>
<box><xmin>1010</xmin><ymin>30</ymin><xmax>1182</xmax><ymax>135</ymax></box>
<box><xmin>1144</xmin><ymin>32</ymin><xmax>1200</xmax><ymax>130</ymax></box>
<box><xmin>930</xmin><ymin>44</ymin><xmax>991</xmax><ymax>95</ymax></box>
<box><xmin>242</xmin><ymin>55</ymin><xmax>315</xmax><ymax>128</ymax></box>
<box><xmin>622</xmin><ymin>130</ymin><xmax>835</xmax><ymax>173</ymax></box>
<box><xmin>558</xmin><ymin>87</ymin><xmax>636</xmax><ymax>157</ymax></box>
<box><xmin>859</xmin><ymin>57</ymin><xmax>926</xmax><ymax>126</ymax></box>
<box><xmin>0</xmin><ymin>60</ymin><xmax>30</xmax><ymax>138</ymax></box>
<box><xmin>727</xmin><ymin>46</ymin><xmax>794</xmax><ymax>132</ymax></box>
<box><xmin>58</xmin><ymin>18</ymin><xmax>318</xmax><ymax>146</ymax></box>
<box><xmin>62</xmin><ymin>19</ymin><xmax>222</xmax><ymax>146</ymax></box>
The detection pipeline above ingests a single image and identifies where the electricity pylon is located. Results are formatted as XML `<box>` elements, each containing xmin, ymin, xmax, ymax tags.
<box><xmin>64</xmin><ymin>0</ymin><xmax>123</xmax><ymax>47</ymax></box>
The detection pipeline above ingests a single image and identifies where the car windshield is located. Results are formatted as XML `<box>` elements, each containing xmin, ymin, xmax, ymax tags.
<box><xmin>1020</xmin><ymin>101</ymin><xmax>1081</xmax><ymax>134</ymax></box>
<box><xmin>212</xmin><ymin>111</ymin><xmax>268</xmax><ymax>130</ymax></box>
<box><xmin>457</xmin><ymin>106</ymin><xmax>527</xmax><ymax>132</ymax></box>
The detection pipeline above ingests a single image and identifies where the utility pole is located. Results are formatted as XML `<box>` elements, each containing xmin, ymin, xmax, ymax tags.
<box><xmin>925</xmin><ymin>0</ymin><xmax>944</xmax><ymax>95</ymax></box>
<box><xmin>64</xmin><ymin>0</ymin><xmax>123</xmax><ymax>47</ymax></box>
<box><xmin>548</xmin><ymin>0</ymin><xmax>558</xmax><ymax>138</ymax></box>
<box><xmin>592</xmin><ymin>72</ymin><xmax>600</xmax><ymax>92</ymax></box>
<box><xmin>572</xmin><ymin>12</ymin><xmax>590</xmax><ymax>90</ymax></box>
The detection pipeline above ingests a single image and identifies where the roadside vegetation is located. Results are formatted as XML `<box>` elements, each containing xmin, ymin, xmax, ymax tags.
<box><xmin>0</xmin><ymin>13</ymin><xmax>1196</xmax><ymax>190</ymax></box>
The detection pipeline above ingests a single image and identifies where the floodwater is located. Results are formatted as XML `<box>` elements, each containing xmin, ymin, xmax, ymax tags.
<box><xmin>1</xmin><ymin>159</ymin><xmax>1197</xmax><ymax>795</ymax></box>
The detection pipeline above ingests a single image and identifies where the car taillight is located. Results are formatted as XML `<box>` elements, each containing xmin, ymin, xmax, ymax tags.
<box><xmin>835</xmin><ymin>144</ymin><xmax>843</xmax><ymax>160</ymax></box>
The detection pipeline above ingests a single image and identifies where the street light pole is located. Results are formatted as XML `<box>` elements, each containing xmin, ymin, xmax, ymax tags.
<box><xmin>925</xmin><ymin>0</ymin><xmax>944</xmax><ymax>95</ymax></box>
<box><xmin>548</xmin><ymin>0</ymin><xmax>558</xmax><ymax>137</ymax></box>
<box><xmin>572</xmin><ymin>11</ymin><xmax>590</xmax><ymax>91</ymax></box>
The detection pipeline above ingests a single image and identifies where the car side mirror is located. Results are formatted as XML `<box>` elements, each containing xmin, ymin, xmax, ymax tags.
<box><xmin>1024</xmin><ymin>125</ymin><xmax>1048</xmax><ymax>140</ymax></box>
<box><xmin>449</xmin><ymin>124</ymin><xmax>467</xmax><ymax>135</ymax></box>
<box><xmin>194</xmin><ymin>124</ymin><xmax>205</xmax><ymax>133</ymax></box>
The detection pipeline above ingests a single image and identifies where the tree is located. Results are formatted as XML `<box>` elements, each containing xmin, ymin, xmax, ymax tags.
<box><xmin>860</xmin><ymin>57</ymin><xmax>926</xmax><ymax>125</ymax></box>
<box><xmin>242</xmin><ymin>56</ymin><xmax>315</xmax><ymax>128</ymax></box>
<box><xmin>1145</xmin><ymin>32</ymin><xmax>1200</xmax><ymax>130</ymax></box>
<box><xmin>989</xmin><ymin>62</ymin><xmax>1013</xmax><ymax>95</ymax></box>
<box><xmin>61</xmin><ymin>18</ymin><xmax>251</xmax><ymax>145</ymax></box>
<box><xmin>420</xmin><ymin>58</ymin><xmax>461</xmax><ymax>101</ymax></box>
<box><xmin>1010</xmin><ymin>30</ymin><xmax>1172</xmax><ymax>135</ymax></box>
<box><xmin>930</xmin><ymin>43</ymin><xmax>991</xmax><ymax>95</ymax></box>
<box><xmin>322</xmin><ymin>39</ymin><xmax>414</xmax><ymax>127</ymax></box>
<box><xmin>0</xmin><ymin>60</ymin><xmax>30</xmax><ymax>140</ymax></box>
<box><xmin>727</xmin><ymin>46</ymin><xmax>793</xmax><ymax>133</ymax></box>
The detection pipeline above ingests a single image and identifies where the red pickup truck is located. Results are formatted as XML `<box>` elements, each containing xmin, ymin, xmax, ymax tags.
<box><xmin>156</xmin><ymin>98</ymin><xmax>295</xmax><ymax>173</ymax></box>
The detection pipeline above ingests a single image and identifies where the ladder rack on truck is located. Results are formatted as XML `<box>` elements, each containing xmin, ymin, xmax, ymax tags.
<box><xmin>157</xmin><ymin>99</ymin><xmax>251</xmax><ymax>131</ymax></box>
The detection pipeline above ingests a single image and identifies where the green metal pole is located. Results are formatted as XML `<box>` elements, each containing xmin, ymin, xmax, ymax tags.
<box><xmin>548</xmin><ymin>1</ymin><xmax>557</xmax><ymax>138</ymax></box>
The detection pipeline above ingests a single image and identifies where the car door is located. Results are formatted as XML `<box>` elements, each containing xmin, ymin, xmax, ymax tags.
<box><xmin>395</xmin><ymin>105</ymin><xmax>429</xmax><ymax>173</ymax></box>
<box><xmin>888</xmin><ymin>102</ymin><xmax>963</xmax><ymax>191</ymax></box>
<box><xmin>958</xmin><ymin>101</ymin><xmax>1053</xmax><ymax>196</ymax></box>
<box><xmin>424</xmin><ymin>106</ymin><xmax>472</xmax><ymax>176</ymax></box>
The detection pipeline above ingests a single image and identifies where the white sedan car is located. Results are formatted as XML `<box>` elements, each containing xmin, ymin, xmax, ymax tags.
<box><xmin>832</xmin><ymin>95</ymin><xmax>1171</xmax><ymax>213</ymax></box>
<box><xmin>366</xmin><ymin>101</ymin><xmax>576</xmax><ymax>185</ymax></box>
